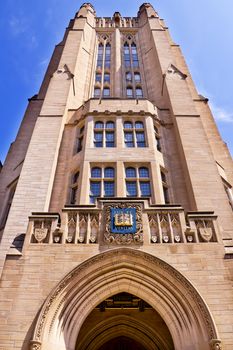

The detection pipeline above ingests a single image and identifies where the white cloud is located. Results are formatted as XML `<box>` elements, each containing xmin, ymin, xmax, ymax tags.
<box><xmin>9</xmin><ymin>15</ymin><xmax>28</xmax><ymax>36</ymax></box>
<box><xmin>209</xmin><ymin>102</ymin><xmax>233</xmax><ymax>123</ymax></box>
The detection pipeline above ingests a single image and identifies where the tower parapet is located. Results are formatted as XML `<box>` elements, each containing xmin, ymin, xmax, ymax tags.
<box><xmin>76</xmin><ymin>2</ymin><xmax>96</xmax><ymax>18</ymax></box>
<box><xmin>138</xmin><ymin>3</ymin><xmax>158</xmax><ymax>18</ymax></box>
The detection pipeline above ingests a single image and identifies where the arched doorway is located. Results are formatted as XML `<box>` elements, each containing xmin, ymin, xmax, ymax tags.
<box><xmin>30</xmin><ymin>248</ymin><xmax>220</xmax><ymax>350</ymax></box>
<box><xmin>76</xmin><ymin>292</ymin><xmax>174</xmax><ymax>350</ymax></box>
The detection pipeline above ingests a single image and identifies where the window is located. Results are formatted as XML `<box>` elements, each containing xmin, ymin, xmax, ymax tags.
<box><xmin>105</xmin><ymin>43</ymin><xmax>111</xmax><ymax>68</ymax></box>
<box><xmin>106</xmin><ymin>121</ymin><xmax>115</xmax><ymax>129</ymax></box>
<box><xmin>123</xmin><ymin>120</ymin><xmax>146</xmax><ymax>148</ymax></box>
<box><xmin>136</xmin><ymin>87</ymin><xmax>143</xmax><ymax>98</ymax></box>
<box><xmin>126</xmin><ymin>167</ymin><xmax>136</xmax><ymax>178</ymax></box>
<box><xmin>96</xmin><ymin>73</ymin><xmax>102</xmax><ymax>83</ymax></box>
<box><xmin>126</xmin><ymin>181</ymin><xmax>137</xmax><ymax>197</ymax></box>
<box><xmin>94</xmin><ymin>41</ymin><xmax>111</xmax><ymax>97</ymax></box>
<box><xmin>103</xmin><ymin>87</ymin><xmax>110</xmax><ymax>97</ymax></box>
<box><xmin>154</xmin><ymin>125</ymin><xmax>161</xmax><ymax>152</ymax></box>
<box><xmin>124</xmin><ymin>43</ymin><xmax>131</xmax><ymax>68</ymax></box>
<box><xmin>106</xmin><ymin>131</ymin><xmax>114</xmax><ymax>147</ymax></box>
<box><xmin>161</xmin><ymin>170</ymin><xmax>169</xmax><ymax>204</ymax></box>
<box><xmin>90</xmin><ymin>166</ymin><xmax>115</xmax><ymax>203</ymax></box>
<box><xmin>94</xmin><ymin>121</ymin><xmax>115</xmax><ymax>147</ymax></box>
<box><xmin>136</xmin><ymin>131</ymin><xmax>145</xmax><ymax>147</ymax></box>
<box><xmin>126</xmin><ymin>87</ymin><xmax>133</xmax><ymax>98</ymax></box>
<box><xmin>94</xmin><ymin>131</ymin><xmax>103</xmax><ymax>147</ymax></box>
<box><xmin>0</xmin><ymin>180</ymin><xmax>17</xmax><ymax>229</ymax></box>
<box><xmin>126</xmin><ymin>72</ymin><xmax>132</xmax><ymax>82</ymax></box>
<box><xmin>90</xmin><ymin>182</ymin><xmax>101</xmax><ymax>204</ymax></box>
<box><xmin>124</xmin><ymin>132</ymin><xmax>134</xmax><ymax>148</ymax></box>
<box><xmin>134</xmin><ymin>72</ymin><xmax>141</xmax><ymax>82</ymax></box>
<box><xmin>125</xmin><ymin>166</ymin><xmax>151</xmax><ymax>197</ymax></box>
<box><xmin>123</xmin><ymin>41</ymin><xmax>143</xmax><ymax>98</ymax></box>
<box><xmin>70</xmin><ymin>171</ymin><xmax>79</xmax><ymax>204</ymax></box>
<box><xmin>97</xmin><ymin>44</ymin><xmax>104</xmax><ymax>69</ymax></box>
<box><xmin>94</xmin><ymin>88</ymin><xmax>101</xmax><ymax>97</ymax></box>
<box><xmin>91</xmin><ymin>167</ymin><xmax>102</xmax><ymax>178</ymax></box>
<box><xmin>104</xmin><ymin>73</ymin><xmax>110</xmax><ymax>83</ymax></box>
<box><xmin>76</xmin><ymin>124</ymin><xmax>85</xmax><ymax>153</ymax></box>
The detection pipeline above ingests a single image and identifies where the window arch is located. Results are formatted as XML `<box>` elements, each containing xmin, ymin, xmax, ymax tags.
<box><xmin>139</xmin><ymin>167</ymin><xmax>149</xmax><ymax>178</ymax></box>
<box><xmin>135</xmin><ymin>121</ymin><xmax>144</xmax><ymax>129</ymax></box>
<box><xmin>91</xmin><ymin>167</ymin><xmax>102</xmax><ymax>178</ymax></box>
<box><xmin>126</xmin><ymin>167</ymin><xmax>136</xmax><ymax>178</ymax></box>
<box><xmin>124</xmin><ymin>121</ymin><xmax>133</xmax><ymax>129</ymax></box>
<box><xmin>95</xmin><ymin>121</ymin><xmax>104</xmax><ymax>129</ymax></box>
<box><xmin>106</xmin><ymin>121</ymin><xmax>115</xmax><ymax>129</ymax></box>
<box><xmin>104</xmin><ymin>167</ymin><xmax>115</xmax><ymax>178</ymax></box>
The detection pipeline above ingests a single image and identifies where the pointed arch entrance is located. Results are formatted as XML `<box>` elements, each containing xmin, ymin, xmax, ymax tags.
<box><xmin>30</xmin><ymin>248</ymin><xmax>221</xmax><ymax>350</ymax></box>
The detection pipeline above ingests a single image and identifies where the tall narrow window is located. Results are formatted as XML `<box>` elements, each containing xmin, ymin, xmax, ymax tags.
<box><xmin>94</xmin><ymin>121</ymin><xmax>104</xmax><ymax>147</ymax></box>
<box><xmin>0</xmin><ymin>180</ymin><xmax>17</xmax><ymax>229</ymax></box>
<box><xmin>139</xmin><ymin>167</ymin><xmax>151</xmax><ymax>196</ymax></box>
<box><xmin>76</xmin><ymin>124</ymin><xmax>85</xmax><ymax>153</ymax></box>
<box><xmin>131</xmin><ymin>43</ymin><xmax>139</xmax><ymax>68</ymax></box>
<box><xmin>94</xmin><ymin>41</ymin><xmax>111</xmax><ymax>97</ymax></box>
<box><xmin>154</xmin><ymin>125</ymin><xmax>161</xmax><ymax>152</ymax></box>
<box><xmin>124</xmin><ymin>43</ymin><xmax>130</xmax><ymax>68</ymax></box>
<box><xmin>124</xmin><ymin>41</ymin><xmax>143</xmax><ymax>98</ymax></box>
<box><xmin>161</xmin><ymin>170</ymin><xmax>169</xmax><ymax>204</ymax></box>
<box><xmin>70</xmin><ymin>171</ymin><xmax>79</xmax><ymax>204</ymax></box>
<box><xmin>105</xmin><ymin>43</ymin><xmax>111</xmax><ymax>69</ymax></box>
<box><xmin>97</xmin><ymin>44</ymin><xmax>104</xmax><ymax>69</ymax></box>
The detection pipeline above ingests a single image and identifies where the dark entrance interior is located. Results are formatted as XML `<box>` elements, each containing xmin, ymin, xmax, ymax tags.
<box><xmin>98</xmin><ymin>336</ymin><xmax>146</xmax><ymax>350</ymax></box>
<box><xmin>76</xmin><ymin>292</ymin><xmax>174</xmax><ymax>350</ymax></box>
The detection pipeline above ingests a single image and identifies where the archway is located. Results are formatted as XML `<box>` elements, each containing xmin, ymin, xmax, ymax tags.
<box><xmin>30</xmin><ymin>248</ymin><xmax>220</xmax><ymax>350</ymax></box>
<box><xmin>76</xmin><ymin>292</ymin><xmax>174</xmax><ymax>350</ymax></box>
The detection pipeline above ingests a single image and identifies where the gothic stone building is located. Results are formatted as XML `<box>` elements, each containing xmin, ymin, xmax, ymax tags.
<box><xmin>0</xmin><ymin>3</ymin><xmax>233</xmax><ymax>350</ymax></box>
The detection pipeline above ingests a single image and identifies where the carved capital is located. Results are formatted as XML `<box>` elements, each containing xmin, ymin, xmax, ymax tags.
<box><xmin>30</xmin><ymin>340</ymin><xmax>42</xmax><ymax>350</ymax></box>
<box><xmin>210</xmin><ymin>339</ymin><xmax>222</xmax><ymax>350</ymax></box>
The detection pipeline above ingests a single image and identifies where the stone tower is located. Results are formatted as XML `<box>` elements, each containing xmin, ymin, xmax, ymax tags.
<box><xmin>0</xmin><ymin>3</ymin><xmax>233</xmax><ymax>350</ymax></box>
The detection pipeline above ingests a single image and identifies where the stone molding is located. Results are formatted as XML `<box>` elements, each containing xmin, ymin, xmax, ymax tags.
<box><xmin>31</xmin><ymin>248</ymin><xmax>220</xmax><ymax>349</ymax></box>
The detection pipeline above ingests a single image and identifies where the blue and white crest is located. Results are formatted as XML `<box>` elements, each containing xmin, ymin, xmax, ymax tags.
<box><xmin>110</xmin><ymin>208</ymin><xmax>136</xmax><ymax>234</ymax></box>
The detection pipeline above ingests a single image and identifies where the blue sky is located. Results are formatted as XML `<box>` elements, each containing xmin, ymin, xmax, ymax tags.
<box><xmin>0</xmin><ymin>0</ymin><xmax>233</xmax><ymax>162</ymax></box>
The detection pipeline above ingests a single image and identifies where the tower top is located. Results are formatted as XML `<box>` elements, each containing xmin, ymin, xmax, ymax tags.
<box><xmin>138</xmin><ymin>3</ymin><xmax>158</xmax><ymax>17</ymax></box>
<box><xmin>77</xmin><ymin>3</ymin><xmax>96</xmax><ymax>17</ymax></box>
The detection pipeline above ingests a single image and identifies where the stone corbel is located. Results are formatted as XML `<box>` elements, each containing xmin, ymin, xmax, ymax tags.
<box><xmin>210</xmin><ymin>339</ymin><xmax>222</xmax><ymax>350</ymax></box>
<box><xmin>30</xmin><ymin>340</ymin><xmax>42</xmax><ymax>350</ymax></box>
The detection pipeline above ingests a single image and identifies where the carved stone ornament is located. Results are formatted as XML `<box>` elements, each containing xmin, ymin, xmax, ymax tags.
<box><xmin>30</xmin><ymin>340</ymin><xmax>41</xmax><ymax>350</ymax></box>
<box><xmin>104</xmin><ymin>203</ymin><xmax>143</xmax><ymax>244</ymax></box>
<box><xmin>34</xmin><ymin>228</ymin><xmax>48</xmax><ymax>243</ymax></box>
<box><xmin>210</xmin><ymin>339</ymin><xmax>222</xmax><ymax>350</ymax></box>
<box><xmin>166</xmin><ymin>63</ymin><xmax>187</xmax><ymax>80</ymax></box>
<box><xmin>199</xmin><ymin>227</ymin><xmax>213</xmax><ymax>242</ymax></box>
